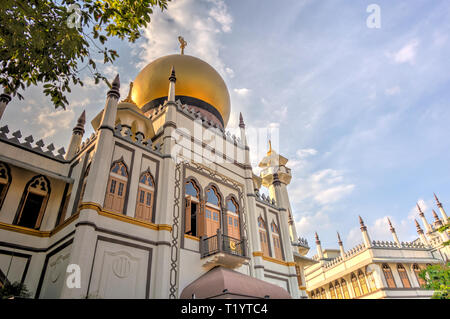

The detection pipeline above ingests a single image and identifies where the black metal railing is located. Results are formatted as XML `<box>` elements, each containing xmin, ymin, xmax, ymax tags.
<box><xmin>200</xmin><ymin>229</ymin><xmax>246</xmax><ymax>259</ymax></box>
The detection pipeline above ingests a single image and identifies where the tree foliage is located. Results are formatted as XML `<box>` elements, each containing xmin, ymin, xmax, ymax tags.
<box><xmin>419</xmin><ymin>223</ymin><xmax>450</xmax><ymax>299</ymax></box>
<box><xmin>419</xmin><ymin>262</ymin><xmax>450</xmax><ymax>299</ymax></box>
<box><xmin>0</xmin><ymin>281</ymin><xmax>30</xmax><ymax>299</ymax></box>
<box><xmin>0</xmin><ymin>0</ymin><xmax>170</xmax><ymax>109</ymax></box>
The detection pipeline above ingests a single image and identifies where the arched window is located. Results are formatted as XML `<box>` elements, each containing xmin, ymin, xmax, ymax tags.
<box><xmin>205</xmin><ymin>186</ymin><xmax>221</xmax><ymax>237</ymax></box>
<box><xmin>0</xmin><ymin>162</ymin><xmax>11</xmax><ymax>210</ymax></box>
<box><xmin>335</xmin><ymin>280</ymin><xmax>343</xmax><ymax>299</ymax></box>
<box><xmin>413</xmin><ymin>264</ymin><xmax>426</xmax><ymax>287</ymax></box>
<box><xmin>351</xmin><ymin>273</ymin><xmax>362</xmax><ymax>297</ymax></box>
<box><xmin>320</xmin><ymin>288</ymin><xmax>326</xmax><ymax>299</ymax></box>
<box><xmin>135</xmin><ymin>170</ymin><xmax>155</xmax><ymax>222</ymax></box>
<box><xmin>15</xmin><ymin>175</ymin><xmax>50</xmax><ymax>229</ymax></box>
<box><xmin>104</xmin><ymin>161</ymin><xmax>128</xmax><ymax>214</ymax></box>
<box><xmin>382</xmin><ymin>264</ymin><xmax>396</xmax><ymax>288</ymax></box>
<box><xmin>397</xmin><ymin>264</ymin><xmax>411</xmax><ymax>288</ymax></box>
<box><xmin>358</xmin><ymin>270</ymin><xmax>369</xmax><ymax>295</ymax></box>
<box><xmin>226</xmin><ymin>197</ymin><xmax>240</xmax><ymax>240</ymax></box>
<box><xmin>270</xmin><ymin>221</ymin><xmax>283</xmax><ymax>260</ymax></box>
<box><xmin>329</xmin><ymin>283</ymin><xmax>336</xmax><ymax>299</ymax></box>
<box><xmin>258</xmin><ymin>216</ymin><xmax>270</xmax><ymax>256</ymax></box>
<box><xmin>341</xmin><ymin>279</ymin><xmax>350</xmax><ymax>299</ymax></box>
<box><xmin>185</xmin><ymin>180</ymin><xmax>201</xmax><ymax>237</ymax></box>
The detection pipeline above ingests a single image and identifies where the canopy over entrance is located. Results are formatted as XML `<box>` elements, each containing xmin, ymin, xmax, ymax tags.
<box><xmin>180</xmin><ymin>266</ymin><xmax>291</xmax><ymax>299</ymax></box>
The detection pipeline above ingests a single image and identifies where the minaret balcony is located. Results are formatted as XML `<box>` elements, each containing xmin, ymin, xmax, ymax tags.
<box><xmin>200</xmin><ymin>229</ymin><xmax>249</xmax><ymax>269</ymax></box>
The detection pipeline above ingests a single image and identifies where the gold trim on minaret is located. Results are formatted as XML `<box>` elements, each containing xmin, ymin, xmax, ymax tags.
<box><xmin>178</xmin><ymin>36</ymin><xmax>187</xmax><ymax>55</ymax></box>
<box><xmin>267</xmin><ymin>140</ymin><xmax>273</xmax><ymax>156</ymax></box>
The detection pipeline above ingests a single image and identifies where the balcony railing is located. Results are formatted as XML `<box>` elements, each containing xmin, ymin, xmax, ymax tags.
<box><xmin>200</xmin><ymin>229</ymin><xmax>246</xmax><ymax>259</ymax></box>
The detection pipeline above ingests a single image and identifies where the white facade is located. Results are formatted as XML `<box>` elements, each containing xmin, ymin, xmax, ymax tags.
<box><xmin>0</xmin><ymin>53</ymin><xmax>313</xmax><ymax>299</ymax></box>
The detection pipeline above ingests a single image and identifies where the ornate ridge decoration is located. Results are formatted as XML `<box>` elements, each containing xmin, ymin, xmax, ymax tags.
<box><xmin>0</xmin><ymin>125</ymin><xmax>66</xmax><ymax>161</ymax></box>
<box><xmin>169</xmin><ymin>162</ymin><xmax>182</xmax><ymax>299</ymax></box>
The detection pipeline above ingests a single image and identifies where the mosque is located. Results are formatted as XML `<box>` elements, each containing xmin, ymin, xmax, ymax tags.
<box><xmin>0</xmin><ymin>38</ymin><xmax>314</xmax><ymax>299</ymax></box>
<box><xmin>0</xmin><ymin>37</ymin><xmax>447</xmax><ymax>299</ymax></box>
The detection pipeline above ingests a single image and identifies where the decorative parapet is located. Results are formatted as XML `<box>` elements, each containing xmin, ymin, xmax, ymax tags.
<box><xmin>292</xmin><ymin>237</ymin><xmax>309</xmax><ymax>249</ymax></box>
<box><xmin>113</xmin><ymin>123</ymin><xmax>162</xmax><ymax>154</ymax></box>
<box><xmin>77</xmin><ymin>131</ymin><xmax>98</xmax><ymax>155</ymax></box>
<box><xmin>173</xmin><ymin>100</ymin><xmax>246</xmax><ymax>148</ymax></box>
<box><xmin>0</xmin><ymin>125</ymin><xmax>66</xmax><ymax>161</ymax></box>
<box><xmin>322</xmin><ymin>243</ymin><xmax>367</xmax><ymax>269</ymax></box>
<box><xmin>429</xmin><ymin>236</ymin><xmax>443</xmax><ymax>247</ymax></box>
<box><xmin>370</xmin><ymin>240</ymin><xmax>427</xmax><ymax>249</ymax></box>
<box><xmin>254</xmin><ymin>190</ymin><xmax>278</xmax><ymax>208</ymax></box>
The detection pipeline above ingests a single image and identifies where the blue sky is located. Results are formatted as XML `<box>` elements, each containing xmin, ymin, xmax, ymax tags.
<box><xmin>3</xmin><ymin>0</ymin><xmax>450</xmax><ymax>254</ymax></box>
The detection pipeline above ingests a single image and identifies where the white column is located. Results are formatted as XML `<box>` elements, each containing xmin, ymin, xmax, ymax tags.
<box><xmin>0</xmin><ymin>93</ymin><xmax>11</xmax><ymax>120</ymax></box>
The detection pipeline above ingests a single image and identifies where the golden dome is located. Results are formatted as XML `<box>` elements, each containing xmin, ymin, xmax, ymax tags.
<box><xmin>132</xmin><ymin>54</ymin><xmax>231</xmax><ymax>126</ymax></box>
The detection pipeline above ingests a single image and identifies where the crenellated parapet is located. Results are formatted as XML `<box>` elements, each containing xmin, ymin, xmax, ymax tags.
<box><xmin>113</xmin><ymin>123</ymin><xmax>162</xmax><ymax>154</ymax></box>
<box><xmin>371</xmin><ymin>240</ymin><xmax>427</xmax><ymax>249</ymax></box>
<box><xmin>0</xmin><ymin>125</ymin><xmax>66</xmax><ymax>160</ymax></box>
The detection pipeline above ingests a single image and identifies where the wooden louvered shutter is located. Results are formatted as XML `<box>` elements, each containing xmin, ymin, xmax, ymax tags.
<box><xmin>185</xmin><ymin>197</ymin><xmax>191</xmax><ymax>233</ymax></box>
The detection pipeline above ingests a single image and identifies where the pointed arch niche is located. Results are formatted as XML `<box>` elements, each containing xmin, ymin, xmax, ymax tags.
<box><xmin>226</xmin><ymin>196</ymin><xmax>240</xmax><ymax>240</ymax></box>
<box><xmin>258</xmin><ymin>216</ymin><xmax>270</xmax><ymax>256</ymax></box>
<box><xmin>135</xmin><ymin>169</ymin><xmax>155</xmax><ymax>222</ymax></box>
<box><xmin>184</xmin><ymin>179</ymin><xmax>202</xmax><ymax>237</ymax></box>
<box><xmin>204</xmin><ymin>185</ymin><xmax>222</xmax><ymax>237</ymax></box>
<box><xmin>104</xmin><ymin>159</ymin><xmax>128</xmax><ymax>214</ymax></box>
<box><xmin>14</xmin><ymin>175</ymin><xmax>51</xmax><ymax>229</ymax></box>
<box><xmin>0</xmin><ymin>162</ymin><xmax>12</xmax><ymax>210</ymax></box>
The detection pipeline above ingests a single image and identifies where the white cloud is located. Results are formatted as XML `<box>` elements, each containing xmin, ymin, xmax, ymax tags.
<box><xmin>295</xmin><ymin>210</ymin><xmax>332</xmax><ymax>236</ymax></box>
<box><xmin>385</xmin><ymin>86</ymin><xmax>401</xmax><ymax>96</ymax></box>
<box><xmin>233</xmin><ymin>88</ymin><xmax>251</xmax><ymax>96</ymax></box>
<box><xmin>289</xmin><ymin>168</ymin><xmax>355</xmax><ymax>206</ymax></box>
<box><xmin>36</xmin><ymin>107</ymin><xmax>75</xmax><ymax>140</ymax></box>
<box><xmin>136</xmin><ymin>0</ymin><xmax>233</xmax><ymax>80</ymax></box>
<box><xmin>389</xmin><ymin>39</ymin><xmax>419</xmax><ymax>64</ymax></box>
<box><xmin>296</xmin><ymin>148</ymin><xmax>318</xmax><ymax>159</ymax></box>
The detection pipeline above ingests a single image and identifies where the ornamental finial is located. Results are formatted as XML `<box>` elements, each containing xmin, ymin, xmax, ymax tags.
<box><xmin>178</xmin><ymin>36</ymin><xmax>187</xmax><ymax>55</ymax></box>
<box><xmin>267</xmin><ymin>140</ymin><xmax>273</xmax><ymax>156</ymax></box>
<box><xmin>122</xmin><ymin>82</ymin><xmax>136</xmax><ymax>104</ymax></box>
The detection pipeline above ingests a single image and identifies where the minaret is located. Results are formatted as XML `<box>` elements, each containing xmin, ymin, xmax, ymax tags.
<box><xmin>0</xmin><ymin>92</ymin><xmax>12</xmax><ymax>120</ymax></box>
<box><xmin>258</xmin><ymin>144</ymin><xmax>299</xmax><ymax>298</ymax></box>
<box><xmin>315</xmin><ymin>232</ymin><xmax>324</xmax><ymax>260</ymax></box>
<box><xmin>432</xmin><ymin>210</ymin><xmax>443</xmax><ymax>228</ymax></box>
<box><xmin>337</xmin><ymin>232</ymin><xmax>345</xmax><ymax>257</ymax></box>
<box><xmin>387</xmin><ymin>217</ymin><xmax>401</xmax><ymax>246</ymax></box>
<box><xmin>359</xmin><ymin>216</ymin><xmax>372</xmax><ymax>247</ymax></box>
<box><xmin>168</xmin><ymin>66</ymin><xmax>176</xmax><ymax>102</ymax></box>
<box><xmin>239</xmin><ymin>112</ymin><xmax>246</xmax><ymax>144</ymax></box>
<box><xmin>415</xmin><ymin>219</ymin><xmax>429</xmax><ymax>246</ymax></box>
<box><xmin>417</xmin><ymin>203</ymin><xmax>433</xmax><ymax>234</ymax></box>
<box><xmin>65</xmin><ymin>110</ymin><xmax>86</xmax><ymax>159</ymax></box>
<box><xmin>434</xmin><ymin>193</ymin><xmax>448</xmax><ymax>223</ymax></box>
<box><xmin>432</xmin><ymin>210</ymin><xmax>450</xmax><ymax>243</ymax></box>
<box><xmin>259</xmin><ymin>142</ymin><xmax>299</xmax><ymax>243</ymax></box>
<box><xmin>60</xmin><ymin>74</ymin><xmax>120</xmax><ymax>299</ymax></box>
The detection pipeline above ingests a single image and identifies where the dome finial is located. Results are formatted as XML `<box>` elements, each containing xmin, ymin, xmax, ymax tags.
<box><xmin>178</xmin><ymin>36</ymin><xmax>187</xmax><ymax>55</ymax></box>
